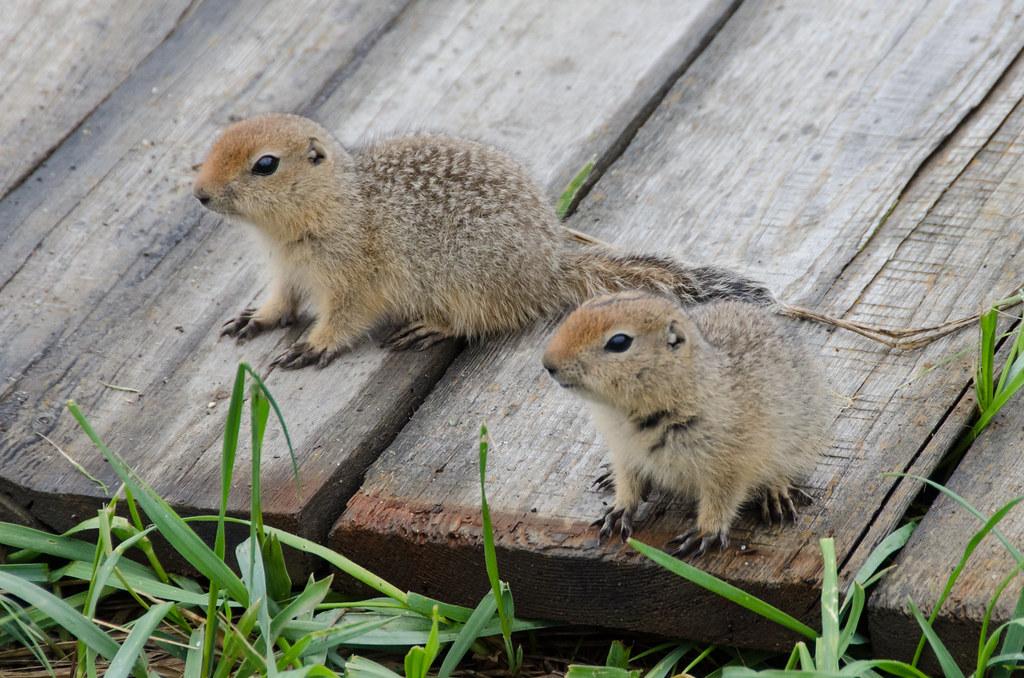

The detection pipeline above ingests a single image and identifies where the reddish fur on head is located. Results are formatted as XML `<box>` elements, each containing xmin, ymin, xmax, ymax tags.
<box><xmin>543</xmin><ymin>292</ymin><xmax>698</xmax><ymax>407</ymax></box>
<box><xmin>192</xmin><ymin>113</ymin><xmax>342</xmax><ymax>240</ymax></box>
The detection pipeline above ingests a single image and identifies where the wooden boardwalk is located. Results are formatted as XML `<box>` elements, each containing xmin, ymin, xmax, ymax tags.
<box><xmin>2</xmin><ymin>0</ymin><xmax>1024</xmax><ymax>660</ymax></box>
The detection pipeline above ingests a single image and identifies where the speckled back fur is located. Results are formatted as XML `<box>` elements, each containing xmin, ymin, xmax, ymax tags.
<box><xmin>194</xmin><ymin>113</ymin><xmax>775</xmax><ymax>362</ymax></box>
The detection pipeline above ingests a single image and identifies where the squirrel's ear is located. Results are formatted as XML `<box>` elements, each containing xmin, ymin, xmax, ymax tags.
<box><xmin>307</xmin><ymin>137</ymin><xmax>327</xmax><ymax>165</ymax></box>
<box><xmin>667</xmin><ymin>319</ymin><xmax>686</xmax><ymax>350</ymax></box>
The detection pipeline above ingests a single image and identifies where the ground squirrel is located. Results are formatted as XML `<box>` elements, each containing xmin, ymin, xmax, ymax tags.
<box><xmin>192</xmin><ymin>114</ymin><xmax>773</xmax><ymax>368</ymax></box>
<box><xmin>542</xmin><ymin>292</ymin><xmax>830</xmax><ymax>558</ymax></box>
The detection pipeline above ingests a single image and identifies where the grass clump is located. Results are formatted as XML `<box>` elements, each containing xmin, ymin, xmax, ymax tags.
<box><xmin>0</xmin><ymin>363</ymin><xmax>544</xmax><ymax>677</ymax></box>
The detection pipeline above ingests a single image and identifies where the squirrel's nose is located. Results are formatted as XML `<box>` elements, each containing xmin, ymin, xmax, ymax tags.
<box><xmin>542</xmin><ymin>360</ymin><xmax>558</xmax><ymax>377</ymax></box>
<box><xmin>193</xmin><ymin>187</ymin><xmax>211</xmax><ymax>206</ymax></box>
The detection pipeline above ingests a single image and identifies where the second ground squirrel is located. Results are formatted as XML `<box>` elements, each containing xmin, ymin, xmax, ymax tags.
<box><xmin>192</xmin><ymin>114</ymin><xmax>773</xmax><ymax>368</ymax></box>
<box><xmin>542</xmin><ymin>292</ymin><xmax>831</xmax><ymax>558</ymax></box>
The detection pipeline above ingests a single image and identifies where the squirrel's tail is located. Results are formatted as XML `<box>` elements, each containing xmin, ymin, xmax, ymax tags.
<box><xmin>562</xmin><ymin>244</ymin><xmax>775</xmax><ymax>307</ymax></box>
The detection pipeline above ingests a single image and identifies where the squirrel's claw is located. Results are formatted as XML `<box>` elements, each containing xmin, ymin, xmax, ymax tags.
<box><xmin>382</xmin><ymin>321</ymin><xmax>452</xmax><ymax>352</ymax></box>
<box><xmin>271</xmin><ymin>342</ymin><xmax>341</xmax><ymax>370</ymax></box>
<box><xmin>592</xmin><ymin>465</ymin><xmax>615</xmax><ymax>493</ymax></box>
<box><xmin>760</xmin><ymin>486</ymin><xmax>803</xmax><ymax>526</ymax></box>
<box><xmin>595</xmin><ymin>506</ymin><xmax>634</xmax><ymax>544</ymax></box>
<box><xmin>666</xmin><ymin>529</ymin><xmax>729</xmax><ymax>559</ymax></box>
<box><xmin>221</xmin><ymin>307</ymin><xmax>264</xmax><ymax>341</ymax></box>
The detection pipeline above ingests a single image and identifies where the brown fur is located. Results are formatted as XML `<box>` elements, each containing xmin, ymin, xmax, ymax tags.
<box><xmin>193</xmin><ymin>113</ymin><xmax>774</xmax><ymax>368</ymax></box>
<box><xmin>543</xmin><ymin>292</ymin><xmax>831</xmax><ymax>557</ymax></box>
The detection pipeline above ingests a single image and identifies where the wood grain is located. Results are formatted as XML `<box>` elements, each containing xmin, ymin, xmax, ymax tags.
<box><xmin>0</xmin><ymin>0</ymin><xmax>193</xmax><ymax>200</ymax></box>
<box><xmin>331</xmin><ymin>0</ymin><xmax>1024</xmax><ymax>647</ymax></box>
<box><xmin>0</xmin><ymin>0</ymin><xmax>738</xmax><ymax>556</ymax></box>
<box><xmin>0</xmin><ymin>0</ymin><xmax>411</xmax><ymax>525</ymax></box>
<box><xmin>866</xmin><ymin>72</ymin><xmax>1024</xmax><ymax>665</ymax></box>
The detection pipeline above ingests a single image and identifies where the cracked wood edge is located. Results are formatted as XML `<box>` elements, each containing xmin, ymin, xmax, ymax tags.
<box><xmin>0</xmin><ymin>0</ymin><xmax>738</xmax><ymax>557</ymax></box>
<box><xmin>331</xmin><ymin>0</ymin><xmax>1024</xmax><ymax>647</ymax></box>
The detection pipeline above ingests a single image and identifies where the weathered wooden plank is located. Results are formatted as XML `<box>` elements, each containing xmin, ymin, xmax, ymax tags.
<box><xmin>330</xmin><ymin>0</ymin><xmax>1024</xmax><ymax>647</ymax></box>
<box><xmin>865</xmin><ymin>76</ymin><xmax>1024</xmax><ymax>664</ymax></box>
<box><xmin>0</xmin><ymin>0</ymin><xmax>411</xmax><ymax>522</ymax></box>
<box><xmin>0</xmin><ymin>0</ymin><xmax>738</xmax><ymax>554</ymax></box>
<box><xmin>0</xmin><ymin>0</ymin><xmax>192</xmax><ymax>200</ymax></box>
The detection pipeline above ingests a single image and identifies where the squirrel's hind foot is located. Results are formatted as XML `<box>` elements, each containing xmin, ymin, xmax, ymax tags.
<box><xmin>759</xmin><ymin>486</ymin><xmax>807</xmax><ymax>526</ymax></box>
<box><xmin>271</xmin><ymin>341</ymin><xmax>343</xmax><ymax>370</ymax></box>
<box><xmin>666</xmin><ymin>528</ymin><xmax>729</xmax><ymax>559</ymax></box>
<box><xmin>382</xmin><ymin>321</ymin><xmax>455</xmax><ymax>352</ymax></box>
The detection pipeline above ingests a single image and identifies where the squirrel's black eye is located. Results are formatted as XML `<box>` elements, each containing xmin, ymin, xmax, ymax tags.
<box><xmin>251</xmin><ymin>155</ymin><xmax>279</xmax><ymax>176</ymax></box>
<box><xmin>604</xmin><ymin>333</ymin><xmax>633</xmax><ymax>353</ymax></box>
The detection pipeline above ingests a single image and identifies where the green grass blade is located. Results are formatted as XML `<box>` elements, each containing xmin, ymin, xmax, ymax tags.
<box><xmin>909</xmin><ymin>494</ymin><xmax>1024</xmax><ymax>666</ymax></box>
<box><xmin>189</xmin><ymin>516</ymin><xmax>407</xmax><ymax>604</ymax></box>
<box><xmin>0</xmin><ymin>571</ymin><xmax>119</xmax><ymax>660</ymax></box>
<box><xmin>250</xmin><ymin>381</ymin><xmax>270</xmax><ymax>540</ymax></box>
<box><xmin>0</xmin><ymin>594</ymin><xmax>56</xmax><ymax>677</ymax></box>
<box><xmin>976</xmin><ymin>308</ymin><xmax>997</xmax><ymax>412</ymax></box>
<box><xmin>838</xmin><ymin>660</ymin><xmax>931</xmax><ymax>677</ymax></box>
<box><xmin>818</xmin><ymin>538</ymin><xmax>839</xmax><ymax>671</ymax></box>
<box><xmin>979</xmin><ymin>620</ymin><xmax>1024</xmax><ymax>674</ymax></box>
<box><xmin>974</xmin><ymin>367</ymin><xmax>1024</xmax><ymax>435</ymax></box>
<box><xmin>797</xmin><ymin>643</ymin><xmax>815</xmax><ymax>670</ymax></box>
<box><xmin>295</xmin><ymin>616</ymin><xmax>396</xmax><ymax>654</ymax></box>
<box><xmin>979</xmin><ymin>564</ymin><xmax>1024</xmax><ymax>675</ymax></box>
<box><xmin>908</xmin><ymin>597</ymin><xmax>964</xmax><ymax>678</ymax></box>
<box><xmin>236</xmin><ymin>538</ymin><xmax>277</xmax><ymax>676</ymax></box>
<box><xmin>478</xmin><ymin>425</ymin><xmax>518</xmax><ymax>670</ymax></box>
<box><xmin>479</xmin><ymin>425</ymin><xmax>502</xmax><ymax>606</ymax></box>
<box><xmin>987</xmin><ymin>652</ymin><xmax>1024</xmax><ymax>668</ymax></box>
<box><xmin>56</xmin><ymin>561</ymin><xmax>209</xmax><ymax>607</ymax></box>
<box><xmin>105</xmin><ymin>601</ymin><xmax>175</xmax><ymax>678</ymax></box>
<box><xmin>405</xmin><ymin>592</ymin><xmax>475</xmax><ymax>623</ymax></box>
<box><xmin>643</xmin><ymin>643</ymin><xmax>692</xmax><ymax>678</ymax></box>
<box><xmin>839</xmin><ymin>582</ymin><xmax>865</xmax><ymax>658</ymax></box>
<box><xmin>0</xmin><ymin>563</ymin><xmax>49</xmax><ymax>583</ymax></box>
<box><xmin>263</xmin><ymin>533</ymin><xmax>292</xmax><ymax>604</ymax></box>
<box><xmin>681</xmin><ymin>645</ymin><xmax>715</xmax><ymax>675</ymax></box>
<box><xmin>889</xmin><ymin>474</ymin><xmax>1024</xmax><ymax>564</ymax></box>
<box><xmin>66</xmin><ymin>400</ymin><xmax>249</xmax><ymax>604</ymax></box>
<box><xmin>218</xmin><ymin>364</ymin><xmax>247</xmax><ymax>558</ymax></box>
<box><xmin>994</xmin><ymin>584</ymin><xmax>1024</xmax><ymax>678</ymax></box>
<box><xmin>438</xmin><ymin>592</ymin><xmax>498</xmax><ymax>678</ymax></box>
<box><xmin>240</xmin><ymin>363</ymin><xmax>298</xmax><ymax>483</ymax></box>
<box><xmin>0</xmin><ymin>521</ymin><xmax>141</xmax><ymax>571</ymax></box>
<box><xmin>628</xmin><ymin>538</ymin><xmax>817</xmax><ymax>639</ymax></box>
<box><xmin>555</xmin><ymin>159</ymin><xmax>595</xmax><ymax>219</ymax></box>
<box><xmin>87</xmin><ymin>530</ymin><xmax>151</xmax><ymax>614</ymax></box>
<box><xmin>183</xmin><ymin>626</ymin><xmax>204</xmax><ymax>678</ymax></box>
<box><xmin>271</xmin><ymin>575</ymin><xmax>333</xmax><ymax>640</ymax></box>
<box><xmin>566</xmin><ymin>667</ymin><xmax>639</xmax><ymax>678</ymax></box>
<box><xmin>277</xmin><ymin>666</ymin><xmax>339</xmax><ymax>678</ymax></box>
<box><xmin>345</xmin><ymin>655</ymin><xmax>403</xmax><ymax>678</ymax></box>
<box><xmin>606</xmin><ymin>640</ymin><xmax>630</xmax><ymax>668</ymax></box>
<box><xmin>993</xmin><ymin>315</ymin><xmax>1024</xmax><ymax>396</ymax></box>
<box><xmin>844</xmin><ymin>522</ymin><xmax>915</xmax><ymax>610</ymax></box>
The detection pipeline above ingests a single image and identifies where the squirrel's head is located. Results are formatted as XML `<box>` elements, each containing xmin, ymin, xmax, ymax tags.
<box><xmin>192</xmin><ymin>114</ymin><xmax>345</xmax><ymax>237</ymax></box>
<box><xmin>542</xmin><ymin>292</ymin><xmax>700</xmax><ymax>409</ymax></box>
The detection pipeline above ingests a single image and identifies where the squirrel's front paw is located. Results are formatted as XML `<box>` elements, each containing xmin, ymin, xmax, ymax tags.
<box><xmin>593</xmin><ymin>505</ymin><xmax>635</xmax><ymax>544</ymax></box>
<box><xmin>271</xmin><ymin>341</ymin><xmax>342</xmax><ymax>370</ymax></box>
<box><xmin>221</xmin><ymin>307</ymin><xmax>268</xmax><ymax>342</ymax></box>
<box><xmin>665</xmin><ymin>528</ymin><xmax>729</xmax><ymax>559</ymax></box>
